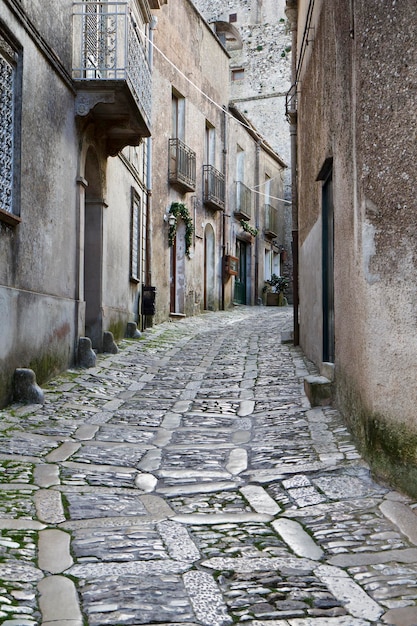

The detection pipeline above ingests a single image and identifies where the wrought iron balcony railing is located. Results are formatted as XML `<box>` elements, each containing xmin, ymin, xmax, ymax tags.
<box><xmin>72</xmin><ymin>1</ymin><xmax>152</xmax><ymax>149</ymax></box>
<box><xmin>203</xmin><ymin>165</ymin><xmax>225</xmax><ymax>211</ymax></box>
<box><xmin>234</xmin><ymin>181</ymin><xmax>252</xmax><ymax>221</ymax></box>
<box><xmin>285</xmin><ymin>81</ymin><xmax>298</xmax><ymax>123</ymax></box>
<box><xmin>169</xmin><ymin>138</ymin><xmax>196</xmax><ymax>192</ymax></box>
<box><xmin>264</xmin><ymin>203</ymin><xmax>279</xmax><ymax>238</ymax></box>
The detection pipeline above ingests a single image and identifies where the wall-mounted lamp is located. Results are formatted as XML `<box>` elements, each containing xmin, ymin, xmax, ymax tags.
<box><xmin>164</xmin><ymin>212</ymin><xmax>177</xmax><ymax>227</ymax></box>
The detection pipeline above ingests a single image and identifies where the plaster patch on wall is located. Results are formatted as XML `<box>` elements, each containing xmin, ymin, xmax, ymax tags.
<box><xmin>362</xmin><ymin>220</ymin><xmax>380</xmax><ymax>285</ymax></box>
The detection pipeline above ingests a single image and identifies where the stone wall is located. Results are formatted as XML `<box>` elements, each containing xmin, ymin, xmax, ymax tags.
<box><xmin>192</xmin><ymin>0</ymin><xmax>293</xmax><ymax>297</ymax></box>
<box><xmin>295</xmin><ymin>0</ymin><xmax>417</xmax><ymax>494</ymax></box>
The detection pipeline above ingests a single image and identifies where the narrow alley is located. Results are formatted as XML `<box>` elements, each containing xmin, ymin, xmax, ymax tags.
<box><xmin>0</xmin><ymin>306</ymin><xmax>416</xmax><ymax>626</ymax></box>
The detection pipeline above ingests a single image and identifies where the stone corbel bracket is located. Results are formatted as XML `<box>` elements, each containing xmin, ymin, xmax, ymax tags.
<box><xmin>75</xmin><ymin>92</ymin><xmax>116</xmax><ymax>117</ymax></box>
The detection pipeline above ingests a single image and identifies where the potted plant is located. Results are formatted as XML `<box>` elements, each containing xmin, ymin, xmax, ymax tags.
<box><xmin>263</xmin><ymin>274</ymin><xmax>289</xmax><ymax>306</ymax></box>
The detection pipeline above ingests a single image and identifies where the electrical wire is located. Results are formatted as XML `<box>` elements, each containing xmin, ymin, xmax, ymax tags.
<box><xmin>144</xmin><ymin>33</ymin><xmax>291</xmax><ymax>206</ymax></box>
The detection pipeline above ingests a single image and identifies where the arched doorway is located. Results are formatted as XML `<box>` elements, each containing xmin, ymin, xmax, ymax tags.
<box><xmin>170</xmin><ymin>219</ymin><xmax>186</xmax><ymax>314</ymax></box>
<box><xmin>234</xmin><ymin>239</ymin><xmax>249</xmax><ymax>304</ymax></box>
<box><xmin>84</xmin><ymin>147</ymin><xmax>105</xmax><ymax>350</ymax></box>
<box><xmin>204</xmin><ymin>224</ymin><xmax>216</xmax><ymax>310</ymax></box>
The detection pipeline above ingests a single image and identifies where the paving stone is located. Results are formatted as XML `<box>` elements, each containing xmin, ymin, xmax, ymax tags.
<box><xmin>183</xmin><ymin>571</ymin><xmax>232</xmax><ymax>626</ymax></box>
<box><xmin>67</xmin><ymin>558</ymin><xmax>192</xmax><ymax>578</ymax></box>
<box><xmin>0</xmin><ymin>563</ymin><xmax>43</xmax><ymax>582</ymax></box>
<box><xmin>379</xmin><ymin>500</ymin><xmax>417</xmax><ymax>545</ymax></box>
<box><xmin>272</xmin><ymin>518</ymin><xmax>324</xmax><ymax>560</ymax></box>
<box><xmin>381</xmin><ymin>606</ymin><xmax>417</xmax><ymax>625</ymax></box>
<box><xmin>202</xmin><ymin>556</ymin><xmax>317</xmax><ymax>574</ymax></box>
<box><xmin>38</xmin><ymin>529</ymin><xmax>73</xmax><ymax>573</ymax></box>
<box><xmin>45</xmin><ymin>441</ymin><xmax>81</xmax><ymax>463</ymax></box>
<box><xmin>238</xmin><ymin>400</ymin><xmax>255</xmax><ymax>416</ymax></box>
<box><xmin>249</xmin><ymin>619</ymin><xmax>371</xmax><ymax>625</ymax></box>
<box><xmin>315</xmin><ymin>564</ymin><xmax>383</xmax><ymax>621</ymax></box>
<box><xmin>135</xmin><ymin>472</ymin><xmax>158</xmax><ymax>492</ymax></box>
<box><xmin>157</xmin><ymin>480</ymin><xmax>240</xmax><ymax>497</ymax></box>
<box><xmin>328</xmin><ymin>548</ymin><xmax>417</xmax><ymax>567</ymax></box>
<box><xmin>78</xmin><ymin>575</ymin><xmax>194</xmax><ymax>625</ymax></box>
<box><xmin>173</xmin><ymin>513</ymin><xmax>273</xmax><ymax>525</ymax></box>
<box><xmin>34</xmin><ymin>489</ymin><xmax>65</xmax><ymax>524</ymax></box>
<box><xmin>226</xmin><ymin>448</ymin><xmax>248</xmax><ymax>475</ymax></box>
<box><xmin>38</xmin><ymin>575</ymin><xmax>82</xmax><ymax>625</ymax></box>
<box><xmin>240</xmin><ymin>485</ymin><xmax>281</xmax><ymax>515</ymax></box>
<box><xmin>0</xmin><ymin>307</ymin><xmax>416</xmax><ymax>625</ymax></box>
<box><xmin>157</xmin><ymin>520</ymin><xmax>200</xmax><ymax>561</ymax></box>
<box><xmin>64</xmin><ymin>490</ymin><xmax>147</xmax><ymax>519</ymax></box>
<box><xmin>0</xmin><ymin>519</ymin><xmax>46</xmax><ymax>531</ymax></box>
<box><xmin>34</xmin><ymin>464</ymin><xmax>60</xmax><ymax>488</ymax></box>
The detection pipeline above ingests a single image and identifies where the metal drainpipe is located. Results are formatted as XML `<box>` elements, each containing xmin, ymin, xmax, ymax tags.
<box><xmin>144</xmin><ymin>16</ymin><xmax>157</xmax><ymax>327</ymax></box>
<box><xmin>221</xmin><ymin>106</ymin><xmax>228</xmax><ymax>311</ymax></box>
<box><xmin>254</xmin><ymin>140</ymin><xmax>261</xmax><ymax>306</ymax></box>
<box><xmin>286</xmin><ymin>0</ymin><xmax>299</xmax><ymax>345</ymax></box>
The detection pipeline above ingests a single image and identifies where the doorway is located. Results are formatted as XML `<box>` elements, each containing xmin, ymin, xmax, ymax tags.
<box><xmin>84</xmin><ymin>147</ymin><xmax>104</xmax><ymax>350</ymax></box>
<box><xmin>170</xmin><ymin>219</ymin><xmax>186</xmax><ymax>314</ymax></box>
<box><xmin>204</xmin><ymin>224</ymin><xmax>216</xmax><ymax>310</ymax></box>
<box><xmin>234</xmin><ymin>239</ymin><xmax>248</xmax><ymax>304</ymax></box>
<box><xmin>322</xmin><ymin>173</ymin><xmax>335</xmax><ymax>362</ymax></box>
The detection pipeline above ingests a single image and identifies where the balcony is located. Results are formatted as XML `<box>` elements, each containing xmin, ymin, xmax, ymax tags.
<box><xmin>169</xmin><ymin>138</ymin><xmax>196</xmax><ymax>192</ymax></box>
<box><xmin>234</xmin><ymin>181</ymin><xmax>252</xmax><ymax>220</ymax></box>
<box><xmin>264</xmin><ymin>203</ymin><xmax>279</xmax><ymax>238</ymax></box>
<box><xmin>72</xmin><ymin>1</ymin><xmax>152</xmax><ymax>156</ymax></box>
<box><xmin>285</xmin><ymin>81</ymin><xmax>298</xmax><ymax>124</ymax></box>
<box><xmin>203</xmin><ymin>165</ymin><xmax>225</xmax><ymax>211</ymax></box>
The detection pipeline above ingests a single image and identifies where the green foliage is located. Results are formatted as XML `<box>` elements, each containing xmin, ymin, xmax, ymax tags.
<box><xmin>264</xmin><ymin>273</ymin><xmax>289</xmax><ymax>293</ymax></box>
<box><xmin>168</xmin><ymin>202</ymin><xmax>194</xmax><ymax>258</ymax></box>
<box><xmin>240</xmin><ymin>220</ymin><xmax>258</xmax><ymax>237</ymax></box>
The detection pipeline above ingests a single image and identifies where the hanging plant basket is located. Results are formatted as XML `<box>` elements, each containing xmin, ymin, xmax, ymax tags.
<box><xmin>168</xmin><ymin>202</ymin><xmax>194</xmax><ymax>258</ymax></box>
<box><xmin>240</xmin><ymin>219</ymin><xmax>258</xmax><ymax>237</ymax></box>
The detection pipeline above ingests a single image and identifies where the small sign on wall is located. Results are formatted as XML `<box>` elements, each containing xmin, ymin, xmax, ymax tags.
<box><xmin>224</xmin><ymin>255</ymin><xmax>239</xmax><ymax>276</ymax></box>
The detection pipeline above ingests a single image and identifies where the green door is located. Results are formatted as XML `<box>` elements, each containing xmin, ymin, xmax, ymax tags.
<box><xmin>234</xmin><ymin>240</ymin><xmax>247</xmax><ymax>304</ymax></box>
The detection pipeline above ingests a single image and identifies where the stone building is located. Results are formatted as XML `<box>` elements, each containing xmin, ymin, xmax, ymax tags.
<box><xmin>288</xmin><ymin>0</ymin><xmax>417</xmax><ymax>494</ymax></box>
<box><xmin>191</xmin><ymin>0</ymin><xmax>293</xmax><ymax>294</ymax></box>
<box><xmin>0</xmin><ymin>0</ymin><xmax>164</xmax><ymax>407</ymax></box>
<box><xmin>150</xmin><ymin>0</ymin><xmax>287</xmax><ymax>321</ymax></box>
<box><xmin>0</xmin><ymin>0</ymin><xmax>285</xmax><ymax>407</ymax></box>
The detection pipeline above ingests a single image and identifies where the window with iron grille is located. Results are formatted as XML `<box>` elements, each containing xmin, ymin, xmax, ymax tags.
<box><xmin>130</xmin><ymin>189</ymin><xmax>141</xmax><ymax>282</ymax></box>
<box><xmin>0</xmin><ymin>29</ymin><xmax>20</xmax><ymax>224</ymax></box>
<box><xmin>82</xmin><ymin>0</ymin><xmax>107</xmax><ymax>78</ymax></box>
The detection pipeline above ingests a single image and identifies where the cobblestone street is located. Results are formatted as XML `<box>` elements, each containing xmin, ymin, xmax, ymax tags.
<box><xmin>0</xmin><ymin>306</ymin><xmax>417</xmax><ymax>626</ymax></box>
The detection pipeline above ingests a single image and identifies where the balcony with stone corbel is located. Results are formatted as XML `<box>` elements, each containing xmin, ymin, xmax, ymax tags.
<box><xmin>72</xmin><ymin>0</ymin><xmax>152</xmax><ymax>156</ymax></box>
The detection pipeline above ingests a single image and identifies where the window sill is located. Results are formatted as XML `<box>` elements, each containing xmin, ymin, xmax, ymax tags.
<box><xmin>0</xmin><ymin>208</ymin><xmax>21</xmax><ymax>227</ymax></box>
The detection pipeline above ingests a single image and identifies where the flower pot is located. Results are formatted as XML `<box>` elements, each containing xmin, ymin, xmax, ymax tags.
<box><xmin>266</xmin><ymin>292</ymin><xmax>280</xmax><ymax>306</ymax></box>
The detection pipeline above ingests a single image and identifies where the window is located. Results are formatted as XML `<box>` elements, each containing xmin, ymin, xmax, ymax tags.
<box><xmin>130</xmin><ymin>190</ymin><xmax>141</xmax><ymax>282</ymax></box>
<box><xmin>205</xmin><ymin>121</ymin><xmax>215</xmax><ymax>166</ymax></box>
<box><xmin>229</xmin><ymin>13</ymin><xmax>237</xmax><ymax>23</ymax></box>
<box><xmin>236</xmin><ymin>145</ymin><xmax>244</xmax><ymax>182</ymax></box>
<box><xmin>264</xmin><ymin>249</ymin><xmax>280</xmax><ymax>281</ymax></box>
<box><xmin>171</xmin><ymin>90</ymin><xmax>185</xmax><ymax>141</ymax></box>
<box><xmin>0</xmin><ymin>30</ymin><xmax>21</xmax><ymax>225</ymax></box>
<box><xmin>231</xmin><ymin>68</ymin><xmax>244</xmax><ymax>81</ymax></box>
<box><xmin>264</xmin><ymin>175</ymin><xmax>271</xmax><ymax>205</ymax></box>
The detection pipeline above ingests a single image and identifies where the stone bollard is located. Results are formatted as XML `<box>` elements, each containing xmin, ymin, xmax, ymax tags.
<box><xmin>77</xmin><ymin>337</ymin><xmax>96</xmax><ymax>368</ymax></box>
<box><xmin>13</xmin><ymin>368</ymin><xmax>44</xmax><ymax>405</ymax></box>
<box><xmin>102</xmin><ymin>331</ymin><xmax>118</xmax><ymax>354</ymax></box>
<box><xmin>126</xmin><ymin>322</ymin><xmax>141</xmax><ymax>339</ymax></box>
<box><xmin>304</xmin><ymin>375</ymin><xmax>332</xmax><ymax>407</ymax></box>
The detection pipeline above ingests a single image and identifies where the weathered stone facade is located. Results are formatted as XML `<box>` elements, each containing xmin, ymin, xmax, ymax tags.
<box><xmin>150</xmin><ymin>0</ymin><xmax>287</xmax><ymax>321</ymax></box>
<box><xmin>191</xmin><ymin>0</ymin><xmax>293</xmax><ymax>294</ymax></box>
<box><xmin>0</xmin><ymin>0</ymin><xmax>285</xmax><ymax>407</ymax></box>
<box><xmin>291</xmin><ymin>0</ymin><xmax>417</xmax><ymax>494</ymax></box>
<box><xmin>0</xmin><ymin>0</ymin><xmax>159</xmax><ymax>406</ymax></box>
